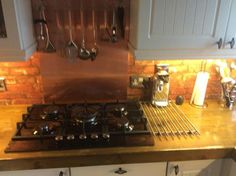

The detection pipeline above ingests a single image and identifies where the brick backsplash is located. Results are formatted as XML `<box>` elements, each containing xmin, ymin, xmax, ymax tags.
<box><xmin>0</xmin><ymin>53</ymin><xmax>230</xmax><ymax>104</ymax></box>
<box><xmin>0</xmin><ymin>55</ymin><xmax>44</xmax><ymax>105</ymax></box>
<box><xmin>127</xmin><ymin>54</ymin><xmax>225</xmax><ymax>101</ymax></box>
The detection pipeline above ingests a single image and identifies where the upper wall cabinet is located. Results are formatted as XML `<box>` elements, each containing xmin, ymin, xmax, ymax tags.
<box><xmin>224</xmin><ymin>0</ymin><xmax>236</xmax><ymax>49</ymax></box>
<box><xmin>129</xmin><ymin>0</ymin><xmax>236</xmax><ymax>59</ymax></box>
<box><xmin>0</xmin><ymin>0</ymin><xmax>36</xmax><ymax>61</ymax></box>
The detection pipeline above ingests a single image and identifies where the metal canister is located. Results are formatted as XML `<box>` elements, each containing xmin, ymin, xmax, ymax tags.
<box><xmin>152</xmin><ymin>64</ymin><xmax>169</xmax><ymax>107</ymax></box>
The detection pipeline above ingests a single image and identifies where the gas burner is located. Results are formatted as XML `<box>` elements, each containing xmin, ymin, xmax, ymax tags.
<box><xmin>70</xmin><ymin>105</ymin><xmax>101</xmax><ymax>125</ymax></box>
<box><xmin>114</xmin><ymin>106</ymin><xmax>128</xmax><ymax>117</ymax></box>
<box><xmin>32</xmin><ymin>123</ymin><xmax>56</xmax><ymax>136</ymax></box>
<box><xmin>106</xmin><ymin>104</ymin><xmax>128</xmax><ymax>118</ymax></box>
<box><xmin>108</xmin><ymin>117</ymin><xmax>134</xmax><ymax>131</ymax></box>
<box><xmin>40</xmin><ymin>105</ymin><xmax>61</xmax><ymax>120</ymax></box>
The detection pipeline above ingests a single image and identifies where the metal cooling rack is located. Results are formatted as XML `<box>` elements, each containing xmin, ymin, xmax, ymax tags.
<box><xmin>140</xmin><ymin>102</ymin><xmax>200</xmax><ymax>137</ymax></box>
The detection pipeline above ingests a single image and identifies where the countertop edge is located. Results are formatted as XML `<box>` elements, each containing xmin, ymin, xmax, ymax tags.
<box><xmin>0</xmin><ymin>147</ymin><xmax>235</xmax><ymax>171</ymax></box>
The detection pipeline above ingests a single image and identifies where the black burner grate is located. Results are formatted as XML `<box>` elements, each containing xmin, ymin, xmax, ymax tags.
<box><xmin>5</xmin><ymin>101</ymin><xmax>154</xmax><ymax>153</ymax></box>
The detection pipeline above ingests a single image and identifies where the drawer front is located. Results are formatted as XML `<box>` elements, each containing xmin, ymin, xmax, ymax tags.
<box><xmin>167</xmin><ymin>160</ymin><xmax>222</xmax><ymax>176</ymax></box>
<box><xmin>0</xmin><ymin>168</ymin><xmax>69</xmax><ymax>176</ymax></box>
<box><xmin>71</xmin><ymin>162</ymin><xmax>166</xmax><ymax>176</ymax></box>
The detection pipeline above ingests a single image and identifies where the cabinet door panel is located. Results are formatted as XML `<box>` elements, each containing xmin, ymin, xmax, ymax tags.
<box><xmin>151</xmin><ymin>0</ymin><xmax>165</xmax><ymax>35</ymax></box>
<box><xmin>193</xmin><ymin>0</ymin><xmax>207</xmax><ymax>35</ymax></box>
<box><xmin>71</xmin><ymin>162</ymin><xmax>166</xmax><ymax>176</ymax></box>
<box><xmin>167</xmin><ymin>160</ymin><xmax>222</xmax><ymax>176</ymax></box>
<box><xmin>202</xmin><ymin>0</ymin><xmax>219</xmax><ymax>35</ymax></box>
<box><xmin>0</xmin><ymin>0</ymin><xmax>36</xmax><ymax>61</ymax></box>
<box><xmin>163</xmin><ymin>0</ymin><xmax>176</xmax><ymax>34</ymax></box>
<box><xmin>224</xmin><ymin>0</ymin><xmax>236</xmax><ymax>49</ymax></box>
<box><xmin>0</xmin><ymin>168</ymin><xmax>69</xmax><ymax>176</ymax></box>
<box><xmin>229</xmin><ymin>160</ymin><xmax>236</xmax><ymax>176</ymax></box>
<box><xmin>0</xmin><ymin>0</ymin><xmax>20</xmax><ymax>49</ymax></box>
<box><xmin>174</xmin><ymin>0</ymin><xmax>187</xmax><ymax>35</ymax></box>
<box><xmin>0</xmin><ymin>0</ymin><xmax>7</xmax><ymax>38</ymax></box>
<box><xmin>138</xmin><ymin>0</ymin><xmax>231</xmax><ymax>50</ymax></box>
<box><xmin>183</xmin><ymin>0</ymin><xmax>196</xmax><ymax>35</ymax></box>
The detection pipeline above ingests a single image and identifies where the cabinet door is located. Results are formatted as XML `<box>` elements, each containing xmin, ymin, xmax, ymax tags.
<box><xmin>136</xmin><ymin>0</ymin><xmax>231</xmax><ymax>50</ymax></box>
<box><xmin>167</xmin><ymin>160</ymin><xmax>223</xmax><ymax>176</ymax></box>
<box><xmin>71</xmin><ymin>162</ymin><xmax>166</xmax><ymax>176</ymax></box>
<box><xmin>224</xmin><ymin>0</ymin><xmax>236</xmax><ymax>49</ymax></box>
<box><xmin>0</xmin><ymin>0</ymin><xmax>7</xmax><ymax>38</ymax></box>
<box><xmin>0</xmin><ymin>0</ymin><xmax>36</xmax><ymax>61</ymax></box>
<box><xmin>229</xmin><ymin>160</ymin><xmax>236</xmax><ymax>176</ymax></box>
<box><xmin>0</xmin><ymin>168</ymin><xmax>69</xmax><ymax>176</ymax></box>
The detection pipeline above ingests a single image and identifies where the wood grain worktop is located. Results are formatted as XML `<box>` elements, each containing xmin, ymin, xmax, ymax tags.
<box><xmin>0</xmin><ymin>101</ymin><xmax>236</xmax><ymax>171</ymax></box>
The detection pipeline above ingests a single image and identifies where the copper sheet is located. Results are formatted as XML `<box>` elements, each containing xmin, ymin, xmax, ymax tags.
<box><xmin>38</xmin><ymin>42</ymin><xmax>128</xmax><ymax>103</ymax></box>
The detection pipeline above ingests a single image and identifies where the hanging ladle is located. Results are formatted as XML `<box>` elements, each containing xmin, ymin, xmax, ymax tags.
<box><xmin>101</xmin><ymin>0</ymin><xmax>112</xmax><ymax>41</ymax></box>
<box><xmin>90</xmin><ymin>1</ymin><xmax>98</xmax><ymax>61</ymax></box>
<box><xmin>111</xmin><ymin>6</ymin><xmax>117</xmax><ymax>43</ymax></box>
<box><xmin>35</xmin><ymin>2</ymin><xmax>46</xmax><ymax>51</ymax></box>
<box><xmin>40</xmin><ymin>2</ymin><xmax>56</xmax><ymax>52</ymax></box>
<box><xmin>65</xmin><ymin>9</ymin><xmax>78</xmax><ymax>62</ymax></box>
<box><xmin>78</xmin><ymin>0</ymin><xmax>91</xmax><ymax>60</ymax></box>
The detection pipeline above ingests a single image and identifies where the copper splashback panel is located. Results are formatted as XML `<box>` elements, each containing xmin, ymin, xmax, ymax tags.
<box><xmin>42</xmin><ymin>77</ymin><xmax>128</xmax><ymax>103</ymax></box>
<box><xmin>38</xmin><ymin>42</ymin><xmax>128</xmax><ymax>103</ymax></box>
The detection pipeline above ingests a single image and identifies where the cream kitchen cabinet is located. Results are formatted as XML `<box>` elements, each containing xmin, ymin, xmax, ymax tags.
<box><xmin>0</xmin><ymin>168</ymin><xmax>69</xmax><ymax>176</ymax></box>
<box><xmin>166</xmin><ymin>159</ymin><xmax>224</xmax><ymax>176</ymax></box>
<box><xmin>220</xmin><ymin>159</ymin><xmax>236</xmax><ymax>176</ymax></box>
<box><xmin>228</xmin><ymin>160</ymin><xmax>236</xmax><ymax>176</ymax></box>
<box><xmin>224</xmin><ymin>0</ymin><xmax>236</xmax><ymax>50</ymax></box>
<box><xmin>70</xmin><ymin>162</ymin><xmax>166</xmax><ymax>176</ymax></box>
<box><xmin>129</xmin><ymin>0</ymin><xmax>236</xmax><ymax>59</ymax></box>
<box><xmin>0</xmin><ymin>0</ymin><xmax>36</xmax><ymax>61</ymax></box>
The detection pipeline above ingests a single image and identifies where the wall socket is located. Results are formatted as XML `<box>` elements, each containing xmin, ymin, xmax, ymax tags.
<box><xmin>0</xmin><ymin>77</ymin><xmax>6</xmax><ymax>91</ymax></box>
<box><xmin>130</xmin><ymin>75</ymin><xmax>151</xmax><ymax>88</ymax></box>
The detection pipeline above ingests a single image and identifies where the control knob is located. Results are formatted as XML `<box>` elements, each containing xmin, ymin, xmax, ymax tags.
<box><xmin>66</xmin><ymin>134</ymin><xmax>75</xmax><ymax>140</ymax></box>
<box><xmin>102</xmin><ymin>133</ymin><xmax>110</xmax><ymax>139</ymax></box>
<box><xmin>55</xmin><ymin>135</ymin><xmax>63</xmax><ymax>141</ymax></box>
<box><xmin>79</xmin><ymin>134</ymin><xmax>87</xmax><ymax>140</ymax></box>
<box><xmin>90</xmin><ymin>133</ymin><xmax>99</xmax><ymax>139</ymax></box>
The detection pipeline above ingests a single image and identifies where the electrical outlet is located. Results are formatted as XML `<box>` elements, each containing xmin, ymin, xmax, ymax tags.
<box><xmin>130</xmin><ymin>75</ymin><xmax>150</xmax><ymax>88</ymax></box>
<box><xmin>0</xmin><ymin>77</ymin><xmax>6</xmax><ymax>91</ymax></box>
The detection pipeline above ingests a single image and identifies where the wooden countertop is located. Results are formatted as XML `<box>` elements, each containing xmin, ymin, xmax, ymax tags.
<box><xmin>0</xmin><ymin>101</ymin><xmax>236</xmax><ymax>171</ymax></box>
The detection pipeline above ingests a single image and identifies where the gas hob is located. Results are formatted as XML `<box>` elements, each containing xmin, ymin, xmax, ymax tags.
<box><xmin>5</xmin><ymin>101</ymin><xmax>154</xmax><ymax>152</ymax></box>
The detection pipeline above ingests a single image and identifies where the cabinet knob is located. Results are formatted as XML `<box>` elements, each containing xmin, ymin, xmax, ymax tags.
<box><xmin>229</xmin><ymin>38</ymin><xmax>235</xmax><ymax>49</ymax></box>
<box><xmin>114</xmin><ymin>168</ymin><xmax>127</xmax><ymax>174</ymax></box>
<box><xmin>59</xmin><ymin>171</ymin><xmax>64</xmax><ymax>176</ymax></box>
<box><xmin>174</xmin><ymin>165</ymin><xmax>179</xmax><ymax>175</ymax></box>
<box><xmin>217</xmin><ymin>38</ymin><xmax>223</xmax><ymax>49</ymax></box>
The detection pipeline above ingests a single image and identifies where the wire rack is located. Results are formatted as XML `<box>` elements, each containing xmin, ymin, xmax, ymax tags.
<box><xmin>140</xmin><ymin>102</ymin><xmax>200</xmax><ymax>137</ymax></box>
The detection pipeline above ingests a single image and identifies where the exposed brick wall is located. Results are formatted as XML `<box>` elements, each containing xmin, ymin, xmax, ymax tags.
<box><xmin>0</xmin><ymin>55</ymin><xmax>44</xmax><ymax>105</ymax></box>
<box><xmin>128</xmin><ymin>54</ymin><xmax>223</xmax><ymax>101</ymax></box>
<box><xmin>0</xmin><ymin>52</ymin><xmax>230</xmax><ymax>105</ymax></box>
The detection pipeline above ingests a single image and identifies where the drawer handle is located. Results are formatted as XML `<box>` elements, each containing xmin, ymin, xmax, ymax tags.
<box><xmin>59</xmin><ymin>171</ymin><xmax>64</xmax><ymax>176</ymax></box>
<box><xmin>229</xmin><ymin>38</ymin><xmax>235</xmax><ymax>49</ymax></box>
<box><xmin>217</xmin><ymin>38</ymin><xmax>223</xmax><ymax>49</ymax></box>
<box><xmin>114</xmin><ymin>168</ymin><xmax>127</xmax><ymax>174</ymax></box>
<box><xmin>174</xmin><ymin>165</ymin><xmax>179</xmax><ymax>175</ymax></box>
